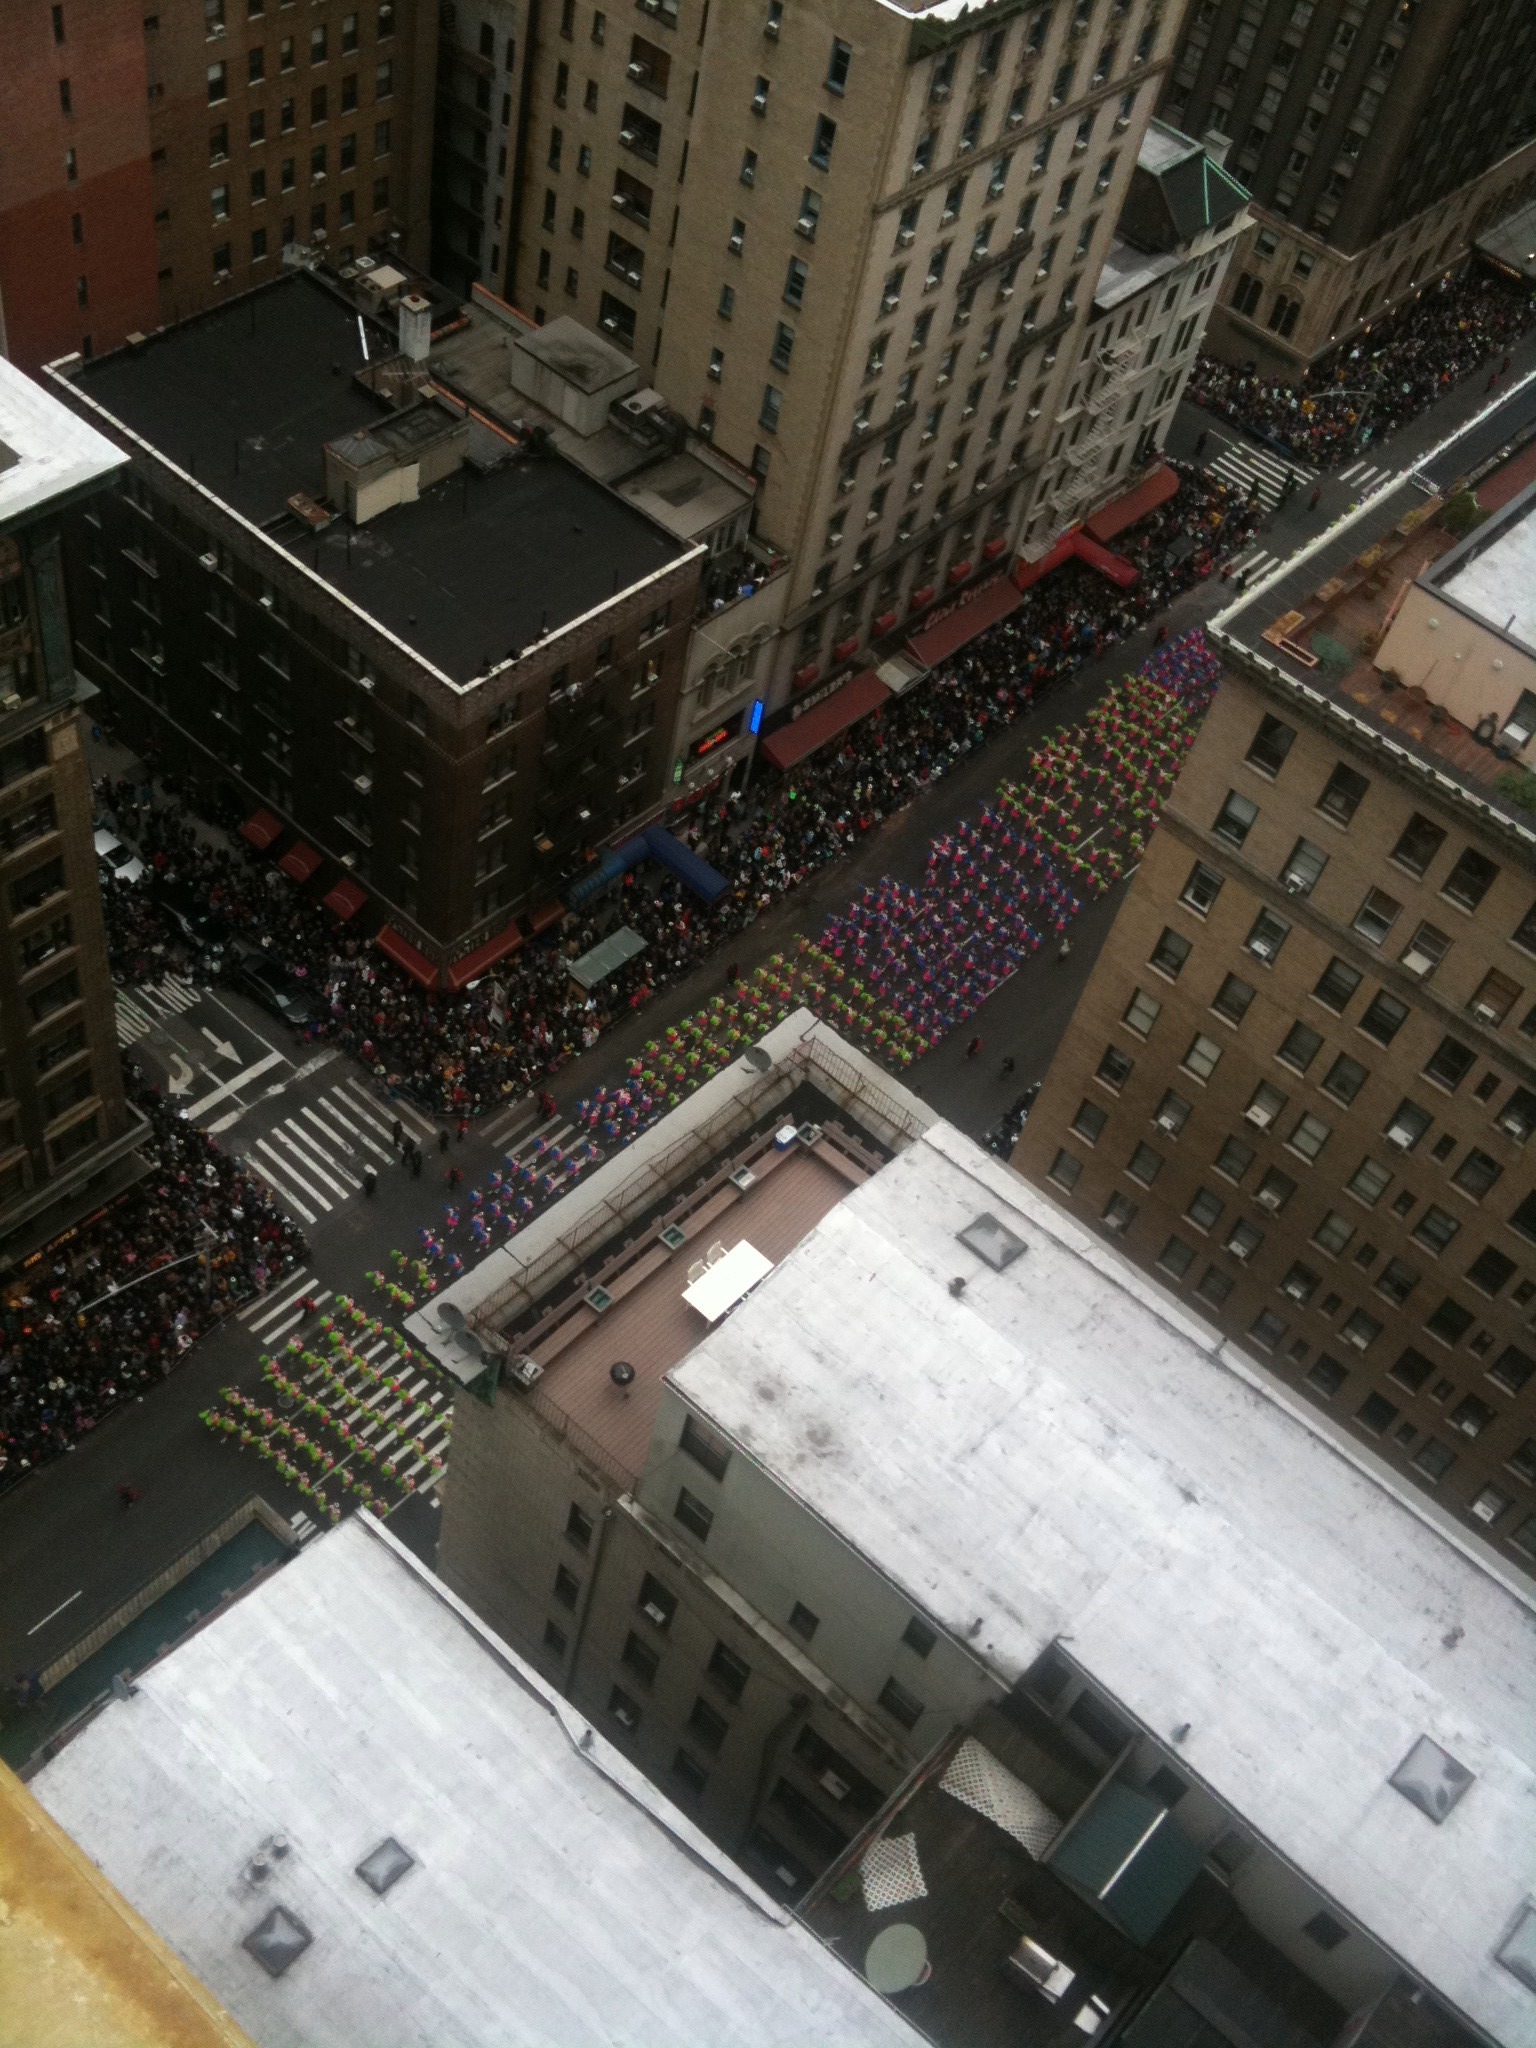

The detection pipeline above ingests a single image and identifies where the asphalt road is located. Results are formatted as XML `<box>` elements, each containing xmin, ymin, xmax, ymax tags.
<box><xmin>10</xmin><ymin>328</ymin><xmax>1532</xmax><ymax>1694</ymax></box>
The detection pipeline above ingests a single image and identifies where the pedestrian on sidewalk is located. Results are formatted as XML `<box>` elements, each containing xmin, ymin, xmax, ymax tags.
<box><xmin>446</xmin><ymin>1164</ymin><xmax>463</xmax><ymax>1188</ymax></box>
<box><xmin>965</xmin><ymin>1034</ymin><xmax>983</xmax><ymax>1059</ymax></box>
<box><xmin>410</xmin><ymin>1146</ymin><xmax>422</xmax><ymax>1180</ymax></box>
<box><xmin>1194</xmin><ymin>430</ymin><xmax>1208</xmax><ymax>457</ymax></box>
<box><xmin>1058</xmin><ymin>937</ymin><xmax>1073</xmax><ymax>962</ymax></box>
<box><xmin>1308</xmin><ymin>483</ymin><xmax>1322</xmax><ymax>510</ymax></box>
<box><xmin>1000</xmin><ymin>1055</ymin><xmax>1016</xmax><ymax>1077</ymax></box>
<box><xmin>362</xmin><ymin>1164</ymin><xmax>377</xmax><ymax>1197</ymax></box>
<box><xmin>1153</xmin><ymin>625</ymin><xmax>1167</xmax><ymax>646</ymax></box>
<box><xmin>391</xmin><ymin>1116</ymin><xmax>403</xmax><ymax>1150</ymax></box>
<box><xmin>438</xmin><ymin>1129</ymin><xmax>450</xmax><ymax>1153</ymax></box>
<box><xmin>455</xmin><ymin>1117</ymin><xmax>468</xmax><ymax>1143</ymax></box>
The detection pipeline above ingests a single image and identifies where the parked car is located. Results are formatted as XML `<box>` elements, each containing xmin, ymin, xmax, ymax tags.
<box><xmin>93</xmin><ymin>829</ymin><xmax>147</xmax><ymax>886</ymax></box>
<box><xmin>233</xmin><ymin>949</ymin><xmax>316</xmax><ymax>1029</ymax></box>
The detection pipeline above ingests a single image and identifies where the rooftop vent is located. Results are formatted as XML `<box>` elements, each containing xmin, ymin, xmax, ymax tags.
<box><xmin>729</xmin><ymin>1165</ymin><xmax>756</xmax><ymax>1192</ymax></box>
<box><xmin>242</xmin><ymin>1905</ymin><xmax>313</xmax><ymax>1978</ymax></box>
<box><xmin>1497</xmin><ymin>1904</ymin><xmax>1536</xmax><ymax>1993</ymax></box>
<box><xmin>658</xmin><ymin>1224</ymin><xmax>687</xmax><ymax>1253</ymax></box>
<box><xmin>355</xmin><ymin>1836</ymin><xmax>415</xmax><ymax>1896</ymax></box>
<box><xmin>398</xmin><ymin>292</ymin><xmax>432</xmax><ymax>364</ymax></box>
<box><xmin>1389</xmin><ymin>1735</ymin><xmax>1475</xmax><ymax>1822</ymax></box>
<box><xmin>957</xmin><ymin>1213</ymin><xmax>1028</xmax><ymax>1272</ymax></box>
<box><xmin>585</xmin><ymin>1285</ymin><xmax>614</xmax><ymax>1314</ymax></box>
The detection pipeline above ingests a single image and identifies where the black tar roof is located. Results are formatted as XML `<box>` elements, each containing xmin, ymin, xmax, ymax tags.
<box><xmin>76</xmin><ymin>271</ymin><xmax>689</xmax><ymax>683</ymax></box>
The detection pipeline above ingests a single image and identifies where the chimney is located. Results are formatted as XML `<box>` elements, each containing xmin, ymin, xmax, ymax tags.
<box><xmin>398</xmin><ymin>292</ymin><xmax>432</xmax><ymax>364</ymax></box>
<box><xmin>1202</xmin><ymin>128</ymin><xmax>1231</xmax><ymax>169</ymax></box>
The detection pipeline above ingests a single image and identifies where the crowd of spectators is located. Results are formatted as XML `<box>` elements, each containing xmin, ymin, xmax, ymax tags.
<box><xmin>1185</xmin><ymin>267</ymin><xmax>1536</xmax><ymax>467</ymax></box>
<box><xmin>93</xmin><ymin>463</ymin><xmax>1258</xmax><ymax>1122</ymax></box>
<box><xmin>0</xmin><ymin>1073</ymin><xmax>306</xmax><ymax>1492</ymax></box>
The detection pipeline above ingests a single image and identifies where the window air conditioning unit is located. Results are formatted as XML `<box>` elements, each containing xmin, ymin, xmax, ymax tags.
<box><xmin>1244</xmin><ymin>1104</ymin><xmax>1274</xmax><ymax>1127</ymax></box>
<box><xmin>1228</xmin><ymin>1240</ymin><xmax>1251</xmax><ymax>1261</ymax></box>
<box><xmin>627</xmin><ymin>60</ymin><xmax>645</xmax><ymax>78</ymax></box>
<box><xmin>1155</xmin><ymin>1113</ymin><xmax>1180</xmax><ymax>1134</ymax></box>
<box><xmin>1471</xmin><ymin>1001</ymin><xmax>1499</xmax><ymax>1023</ymax></box>
<box><xmin>508</xmin><ymin>1354</ymin><xmax>543</xmax><ymax>1389</ymax></box>
<box><xmin>641</xmin><ymin>1600</ymin><xmax>670</xmax><ymax>1628</ymax></box>
<box><xmin>199</xmin><ymin>550</ymin><xmax>218</xmax><ymax>570</ymax></box>
<box><xmin>931</xmin><ymin>83</ymin><xmax>951</xmax><ymax>101</ymax></box>
<box><xmin>613</xmin><ymin>1702</ymin><xmax>638</xmax><ymax>1728</ymax></box>
<box><xmin>259</xmin><ymin>592</ymin><xmax>275</xmax><ymax>609</ymax></box>
<box><xmin>819</xmin><ymin>1770</ymin><xmax>851</xmax><ymax>1801</ymax></box>
<box><xmin>896</xmin><ymin>227</ymin><xmax>915</xmax><ymax>247</ymax></box>
<box><xmin>1342</xmin><ymin>1326</ymin><xmax>1370</xmax><ymax>1351</ymax></box>
<box><xmin>1256</xmin><ymin>1186</ymin><xmax>1284</xmax><ymax>1211</ymax></box>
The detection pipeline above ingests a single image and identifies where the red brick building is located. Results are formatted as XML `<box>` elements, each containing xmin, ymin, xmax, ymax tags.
<box><xmin>0</xmin><ymin>1</ymin><xmax>159</xmax><ymax>372</ymax></box>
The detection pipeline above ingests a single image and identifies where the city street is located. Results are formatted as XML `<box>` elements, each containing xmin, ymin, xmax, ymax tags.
<box><xmin>7</xmin><ymin>323</ymin><xmax>1536</xmax><ymax>1697</ymax></box>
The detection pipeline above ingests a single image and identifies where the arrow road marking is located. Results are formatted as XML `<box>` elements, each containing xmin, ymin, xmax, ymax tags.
<box><xmin>167</xmin><ymin>1053</ymin><xmax>194</xmax><ymax>1096</ymax></box>
<box><xmin>202</xmin><ymin>1026</ymin><xmax>240</xmax><ymax>1062</ymax></box>
<box><xmin>184</xmin><ymin>1048</ymin><xmax>288</xmax><ymax>1119</ymax></box>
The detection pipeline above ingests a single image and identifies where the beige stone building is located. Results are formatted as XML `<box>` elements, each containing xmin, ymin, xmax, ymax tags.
<box><xmin>503</xmin><ymin>0</ymin><xmax>1184</xmax><ymax>717</ymax></box>
<box><xmin>1014</xmin><ymin>403</ymin><xmax>1536</xmax><ymax>1565</ymax></box>
<box><xmin>1162</xmin><ymin>0</ymin><xmax>1536</xmax><ymax>376</ymax></box>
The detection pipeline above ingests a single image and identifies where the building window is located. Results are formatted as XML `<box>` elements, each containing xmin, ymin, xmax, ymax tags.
<box><xmin>1347</xmin><ymin>1157</ymin><xmax>1392</xmax><ymax>1207</ymax></box>
<box><xmin>810</xmin><ymin>115</ymin><xmax>837</xmax><ymax>171</ymax></box>
<box><xmin>1102</xmin><ymin>1192</ymin><xmax>1138</xmax><ymax>1234</ymax></box>
<box><xmin>1312</xmin><ymin>957</ymin><xmax>1363</xmax><ymax>1014</ymax></box>
<box><xmin>1441</xmin><ymin>848</ymin><xmax>1498</xmax><ymax>913</ymax></box>
<box><xmin>1149</xmin><ymin>927</ymin><xmax>1191</xmax><ymax>979</ymax></box>
<box><xmin>788</xmin><ymin>1602</ymin><xmax>819</xmax><ymax>1641</ymax></box>
<box><xmin>1358</xmin><ymin>990</ymin><xmax>1409</xmax><ymax>1047</ymax></box>
<box><xmin>1182</xmin><ymin>1033</ymin><xmax>1223</xmax><ymax>1082</ymax></box>
<box><xmin>1048</xmin><ymin>1149</ymin><xmax>1082</xmax><ymax>1192</ymax></box>
<box><xmin>1210</xmin><ymin>973</ymin><xmax>1254</xmax><ymax>1027</ymax></box>
<box><xmin>1316</xmin><ymin>762</ymin><xmax>1369</xmax><ymax>827</ymax></box>
<box><xmin>1450</xmin><ymin>1149</ymin><xmax>1502</xmax><ymax>1201</ymax></box>
<box><xmin>552</xmin><ymin>1564</ymin><xmax>581</xmax><ymax>1609</ymax></box>
<box><xmin>877</xmin><ymin>1677</ymin><xmax>923</xmax><ymax>1731</ymax></box>
<box><xmin>688</xmin><ymin>1697</ymin><xmax>730</xmax><ymax>1753</ymax></box>
<box><xmin>1123</xmin><ymin>988</ymin><xmax>1160</xmax><ymax>1037</ymax></box>
<box><xmin>674</xmin><ymin>1486</ymin><xmax>714</xmax><ymax>1540</ymax></box>
<box><xmin>1244</xmin><ymin>909</ymin><xmax>1290</xmax><ymax>965</ymax></box>
<box><xmin>707</xmin><ymin>1641</ymin><xmax>751</xmax><ymax>1704</ymax></box>
<box><xmin>1390</xmin><ymin>813</ymin><xmax>1446</xmax><ymax>878</ymax></box>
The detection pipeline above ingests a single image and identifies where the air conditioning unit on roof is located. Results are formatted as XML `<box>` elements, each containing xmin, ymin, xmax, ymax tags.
<box><xmin>507</xmin><ymin>1353</ymin><xmax>543</xmax><ymax>1389</ymax></box>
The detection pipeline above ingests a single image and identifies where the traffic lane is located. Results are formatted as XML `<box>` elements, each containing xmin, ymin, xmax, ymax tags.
<box><xmin>0</xmin><ymin>1317</ymin><xmax>309</xmax><ymax>1685</ymax></box>
<box><xmin>909</xmin><ymin>876</ymin><xmax>1131</xmax><ymax>1142</ymax></box>
<box><xmin>128</xmin><ymin>982</ymin><xmax>300</xmax><ymax>1111</ymax></box>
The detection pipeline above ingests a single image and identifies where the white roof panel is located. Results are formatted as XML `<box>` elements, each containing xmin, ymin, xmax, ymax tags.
<box><xmin>0</xmin><ymin>355</ymin><xmax>126</xmax><ymax>526</ymax></box>
<box><xmin>670</xmin><ymin>1123</ymin><xmax>1536</xmax><ymax>2047</ymax></box>
<box><xmin>31</xmin><ymin>1517</ymin><xmax>921</xmax><ymax>2048</ymax></box>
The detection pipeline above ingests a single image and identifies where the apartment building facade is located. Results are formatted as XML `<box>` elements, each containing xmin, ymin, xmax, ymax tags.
<box><xmin>1014</xmin><ymin>562</ymin><xmax>1536</xmax><ymax>1567</ymax></box>
<box><xmin>0</xmin><ymin>0</ymin><xmax>436</xmax><ymax>375</ymax></box>
<box><xmin>499</xmin><ymin>0</ymin><xmax>1183</xmax><ymax>713</ymax></box>
<box><xmin>1162</xmin><ymin>0</ymin><xmax>1536</xmax><ymax>373</ymax></box>
<box><xmin>49</xmin><ymin>268</ymin><xmax>702</xmax><ymax>964</ymax></box>
<box><xmin>431</xmin><ymin>0</ymin><xmax>526</xmax><ymax>296</ymax></box>
<box><xmin>0</xmin><ymin>360</ymin><xmax>141</xmax><ymax>1266</ymax></box>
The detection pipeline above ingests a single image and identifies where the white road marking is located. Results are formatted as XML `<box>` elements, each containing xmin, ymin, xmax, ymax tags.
<box><xmin>251</xmin><ymin>1143</ymin><xmax>326</xmax><ymax>1218</ymax></box>
<box><xmin>273</xmin><ymin>1122</ymin><xmax>355</xmax><ymax>1196</ymax></box>
<box><xmin>239</xmin><ymin>1271</ymin><xmax>316</xmax><ymax>1325</ymax></box>
<box><xmin>27</xmin><ymin>1589</ymin><xmax>83</xmax><ymax>1636</ymax></box>
<box><xmin>185</xmin><ymin>1049</ymin><xmax>287</xmax><ymax>1120</ymax></box>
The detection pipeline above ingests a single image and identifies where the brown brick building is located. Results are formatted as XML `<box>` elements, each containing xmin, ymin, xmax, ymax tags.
<box><xmin>0</xmin><ymin>0</ymin><xmax>436</xmax><ymax>376</ymax></box>
<box><xmin>1015</xmin><ymin>446</ymin><xmax>1536</xmax><ymax>1571</ymax></box>
<box><xmin>0</xmin><ymin>358</ymin><xmax>143</xmax><ymax>1267</ymax></box>
<box><xmin>48</xmin><ymin>264</ymin><xmax>701</xmax><ymax>966</ymax></box>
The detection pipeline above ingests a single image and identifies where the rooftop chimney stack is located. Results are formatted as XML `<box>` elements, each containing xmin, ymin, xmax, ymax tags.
<box><xmin>399</xmin><ymin>293</ymin><xmax>432</xmax><ymax>365</ymax></box>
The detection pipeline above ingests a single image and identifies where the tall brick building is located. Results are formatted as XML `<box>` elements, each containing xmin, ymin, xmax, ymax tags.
<box><xmin>1015</xmin><ymin>407</ymin><xmax>1536</xmax><ymax>1570</ymax></box>
<box><xmin>0</xmin><ymin>0</ymin><xmax>436</xmax><ymax>374</ymax></box>
<box><xmin>0</xmin><ymin>358</ymin><xmax>143</xmax><ymax>1266</ymax></box>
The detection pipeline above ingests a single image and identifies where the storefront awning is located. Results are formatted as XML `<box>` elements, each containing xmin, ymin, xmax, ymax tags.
<box><xmin>760</xmin><ymin>671</ymin><xmax>892</xmax><ymax>772</ymax></box>
<box><xmin>442</xmin><ymin>923</ymin><xmax>525</xmax><ymax>991</ymax></box>
<box><xmin>906</xmin><ymin>578</ymin><xmax>1022</xmax><ymax>667</ymax></box>
<box><xmin>1083</xmin><ymin>463</ymin><xmax>1180</xmax><ymax>543</ymax></box>
<box><xmin>277</xmin><ymin>841</ymin><xmax>322</xmax><ymax>884</ymax></box>
<box><xmin>527</xmin><ymin>900</ymin><xmax>567</xmax><ymax>936</ymax></box>
<box><xmin>1014</xmin><ymin>529</ymin><xmax>1138</xmax><ymax>591</ymax></box>
<box><xmin>375</xmin><ymin>924</ymin><xmax>439</xmax><ymax>989</ymax></box>
<box><xmin>321</xmin><ymin>876</ymin><xmax>368</xmax><ymax>921</ymax></box>
<box><xmin>239</xmin><ymin>808</ymin><xmax>283</xmax><ymax>851</ymax></box>
<box><xmin>569</xmin><ymin>925</ymin><xmax>646</xmax><ymax>992</ymax></box>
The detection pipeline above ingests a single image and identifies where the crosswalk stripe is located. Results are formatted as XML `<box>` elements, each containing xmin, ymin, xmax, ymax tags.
<box><xmin>316</xmin><ymin>1091</ymin><xmax>392</xmax><ymax>1160</ymax></box>
<box><xmin>274</xmin><ymin>1122</ymin><xmax>355</xmax><ymax>1196</ymax></box>
<box><xmin>482</xmin><ymin>1096</ymin><xmax>540</xmax><ymax>1146</ymax></box>
<box><xmin>253</xmin><ymin>1139</ymin><xmax>330</xmax><ymax>1214</ymax></box>
<box><xmin>300</xmin><ymin>1101</ymin><xmax>373</xmax><ymax>1165</ymax></box>
<box><xmin>240</xmin><ymin>1271</ymin><xmax>316</xmax><ymax>1326</ymax></box>
<box><xmin>245</xmin><ymin>1149</ymin><xmax>319</xmax><ymax>1224</ymax></box>
<box><xmin>262</xmin><ymin>1290</ymin><xmax>334</xmax><ymax>1344</ymax></box>
<box><xmin>1339</xmin><ymin>458</ymin><xmax>1367</xmax><ymax>481</ymax></box>
<box><xmin>351</xmin><ymin>1084</ymin><xmax>434</xmax><ymax>1140</ymax></box>
<box><xmin>332</xmin><ymin>1080</ymin><xmax>396</xmax><ymax>1140</ymax></box>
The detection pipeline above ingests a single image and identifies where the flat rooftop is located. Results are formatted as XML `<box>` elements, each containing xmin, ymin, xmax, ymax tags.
<box><xmin>30</xmin><ymin>1515</ymin><xmax>921</xmax><ymax>2048</ymax></box>
<box><xmin>669</xmin><ymin>1120</ymin><xmax>1536</xmax><ymax>2048</ymax></box>
<box><xmin>68</xmin><ymin>272</ymin><xmax>688</xmax><ymax>683</ymax></box>
<box><xmin>1215</xmin><ymin>366</ymin><xmax>1536</xmax><ymax>840</ymax></box>
<box><xmin>1435</xmin><ymin>487</ymin><xmax>1536</xmax><ymax>653</ymax></box>
<box><xmin>0</xmin><ymin>353</ymin><xmax>125</xmax><ymax>526</ymax></box>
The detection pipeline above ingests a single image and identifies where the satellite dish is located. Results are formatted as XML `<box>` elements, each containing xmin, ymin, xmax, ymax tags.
<box><xmin>437</xmin><ymin>1301</ymin><xmax>466</xmax><ymax>1331</ymax></box>
<box><xmin>743</xmin><ymin>1045</ymin><xmax>772</xmax><ymax>1073</ymax></box>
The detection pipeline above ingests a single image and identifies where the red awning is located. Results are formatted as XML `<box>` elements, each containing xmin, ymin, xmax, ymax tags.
<box><xmin>906</xmin><ymin>577</ymin><xmax>1023</xmax><ymax>667</ymax></box>
<box><xmin>909</xmin><ymin>585</ymin><xmax>935</xmax><ymax>610</ymax></box>
<box><xmin>277</xmin><ymin>841</ymin><xmax>322</xmax><ymax>883</ymax></box>
<box><xmin>240</xmin><ymin>808</ymin><xmax>283</xmax><ymax>851</ymax></box>
<box><xmin>527</xmin><ymin>900</ymin><xmax>567</xmax><ymax>935</ymax></box>
<box><xmin>1083</xmin><ymin>463</ymin><xmax>1180</xmax><ymax>543</ymax></box>
<box><xmin>982</xmin><ymin>535</ymin><xmax>1009</xmax><ymax>560</ymax></box>
<box><xmin>760</xmin><ymin>670</ymin><xmax>892</xmax><ymax>772</ymax></box>
<box><xmin>872</xmin><ymin>609</ymin><xmax>898</xmax><ymax>635</ymax></box>
<box><xmin>375</xmin><ymin>924</ymin><xmax>439</xmax><ymax>989</ymax></box>
<box><xmin>792</xmin><ymin>661</ymin><xmax>821</xmax><ymax>690</ymax></box>
<box><xmin>831</xmin><ymin>634</ymin><xmax>860</xmax><ymax>662</ymax></box>
<box><xmin>946</xmin><ymin>559</ymin><xmax>973</xmax><ymax>585</ymax></box>
<box><xmin>321</xmin><ymin>876</ymin><xmax>368</xmax><ymax>921</ymax></box>
<box><xmin>1073</xmin><ymin>532</ymin><xmax>1139</xmax><ymax>588</ymax></box>
<box><xmin>442</xmin><ymin>923</ymin><xmax>526</xmax><ymax>991</ymax></box>
<box><xmin>1014</xmin><ymin>533</ymin><xmax>1078</xmax><ymax>590</ymax></box>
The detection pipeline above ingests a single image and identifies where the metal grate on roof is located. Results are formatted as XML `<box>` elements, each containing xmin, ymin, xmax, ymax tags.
<box><xmin>1389</xmin><ymin>1735</ymin><xmax>1475</xmax><ymax>1823</ymax></box>
<box><xmin>242</xmin><ymin>1904</ymin><xmax>314</xmax><ymax>1977</ymax></box>
<box><xmin>956</xmin><ymin>1213</ymin><xmax>1027</xmax><ymax>1272</ymax></box>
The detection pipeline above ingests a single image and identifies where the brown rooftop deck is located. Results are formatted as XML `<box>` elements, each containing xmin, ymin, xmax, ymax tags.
<box><xmin>517</xmin><ymin>1126</ymin><xmax>872</xmax><ymax>1480</ymax></box>
<box><xmin>1258</xmin><ymin>495</ymin><xmax>1536</xmax><ymax>829</ymax></box>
